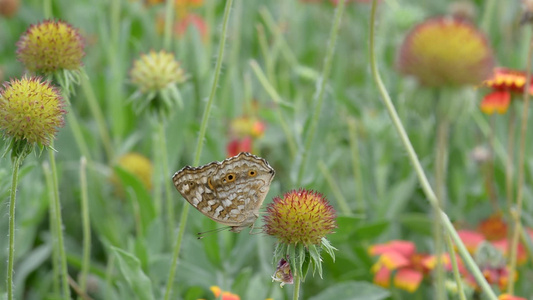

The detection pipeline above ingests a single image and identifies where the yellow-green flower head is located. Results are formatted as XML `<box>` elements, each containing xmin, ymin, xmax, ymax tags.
<box><xmin>16</xmin><ymin>20</ymin><xmax>85</xmax><ymax>73</ymax></box>
<box><xmin>397</xmin><ymin>16</ymin><xmax>494</xmax><ymax>87</ymax></box>
<box><xmin>112</xmin><ymin>152</ymin><xmax>154</xmax><ymax>191</ymax></box>
<box><xmin>0</xmin><ymin>77</ymin><xmax>65</xmax><ymax>147</ymax></box>
<box><xmin>263</xmin><ymin>189</ymin><xmax>337</xmax><ymax>246</ymax></box>
<box><xmin>130</xmin><ymin>50</ymin><xmax>186</xmax><ymax>93</ymax></box>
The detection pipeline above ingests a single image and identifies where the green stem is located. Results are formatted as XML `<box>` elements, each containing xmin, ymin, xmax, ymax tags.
<box><xmin>80</xmin><ymin>74</ymin><xmax>114</xmax><ymax>161</ymax></box>
<box><xmin>445</xmin><ymin>234</ymin><xmax>467</xmax><ymax>300</ymax></box>
<box><xmin>249</xmin><ymin>60</ymin><xmax>298</xmax><ymax>158</ymax></box>
<box><xmin>296</xmin><ymin>0</ymin><xmax>345</xmax><ymax>185</ymax></box>
<box><xmin>66</xmin><ymin>108</ymin><xmax>92</xmax><ymax>160</ymax></box>
<box><xmin>318</xmin><ymin>160</ymin><xmax>351</xmax><ymax>215</ymax></box>
<box><xmin>48</xmin><ymin>147</ymin><xmax>71</xmax><ymax>299</ymax></box>
<box><xmin>369</xmin><ymin>1</ymin><xmax>497</xmax><ymax>298</ymax></box>
<box><xmin>347</xmin><ymin>118</ymin><xmax>365</xmax><ymax>213</ymax></box>
<box><xmin>163</xmin><ymin>0</ymin><xmax>175</xmax><ymax>50</ymax></box>
<box><xmin>44</xmin><ymin>162</ymin><xmax>61</xmax><ymax>297</ymax></box>
<box><xmin>434</xmin><ymin>110</ymin><xmax>449</xmax><ymax>300</ymax></box>
<box><xmin>6</xmin><ymin>155</ymin><xmax>23</xmax><ymax>300</ymax></box>
<box><xmin>158</xmin><ymin>120</ymin><xmax>175</xmax><ymax>240</ymax></box>
<box><xmin>79</xmin><ymin>157</ymin><xmax>91</xmax><ymax>294</ymax></box>
<box><xmin>43</xmin><ymin>0</ymin><xmax>52</xmax><ymax>18</ymax></box>
<box><xmin>507</xmin><ymin>26</ymin><xmax>533</xmax><ymax>295</ymax></box>
<box><xmin>292</xmin><ymin>272</ymin><xmax>301</xmax><ymax>300</ymax></box>
<box><xmin>163</xmin><ymin>1</ymin><xmax>234</xmax><ymax>299</ymax></box>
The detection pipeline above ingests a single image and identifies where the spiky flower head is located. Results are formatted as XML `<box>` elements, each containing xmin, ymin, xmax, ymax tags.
<box><xmin>130</xmin><ymin>50</ymin><xmax>186</xmax><ymax>115</ymax></box>
<box><xmin>16</xmin><ymin>20</ymin><xmax>85</xmax><ymax>74</ymax></box>
<box><xmin>263</xmin><ymin>189</ymin><xmax>337</xmax><ymax>245</ymax></box>
<box><xmin>0</xmin><ymin>77</ymin><xmax>65</xmax><ymax>158</ymax></box>
<box><xmin>130</xmin><ymin>50</ymin><xmax>185</xmax><ymax>93</ymax></box>
<box><xmin>263</xmin><ymin>189</ymin><xmax>337</xmax><ymax>282</ymax></box>
<box><xmin>397</xmin><ymin>16</ymin><xmax>494</xmax><ymax>87</ymax></box>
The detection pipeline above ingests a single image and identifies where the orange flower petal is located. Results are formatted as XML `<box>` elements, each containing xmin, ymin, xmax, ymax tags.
<box><xmin>373</xmin><ymin>266</ymin><xmax>391</xmax><ymax>288</ymax></box>
<box><xmin>210</xmin><ymin>286</ymin><xmax>221</xmax><ymax>298</ymax></box>
<box><xmin>379</xmin><ymin>251</ymin><xmax>411</xmax><ymax>270</ymax></box>
<box><xmin>499</xmin><ymin>293</ymin><xmax>527</xmax><ymax>300</ymax></box>
<box><xmin>221</xmin><ymin>292</ymin><xmax>240</xmax><ymax>300</ymax></box>
<box><xmin>483</xmin><ymin>68</ymin><xmax>533</xmax><ymax>94</ymax></box>
<box><xmin>393</xmin><ymin>268</ymin><xmax>423</xmax><ymax>293</ymax></box>
<box><xmin>492</xmin><ymin>239</ymin><xmax>528</xmax><ymax>265</ymax></box>
<box><xmin>480</xmin><ymin>91</ymin><xmax>511</xmax><ymax>114</ymax></box>
<box><xmin>478</xmin><ymin>214</ymin><xmax>508</xmax><ymax>241</ymax></box>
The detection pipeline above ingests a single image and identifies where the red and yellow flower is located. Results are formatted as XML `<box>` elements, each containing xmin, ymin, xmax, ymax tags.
<box><xmin>369</xmin><ymin>240</ymin><xmax>445</xmax><ymax>293</ymax></box>
<box><xmin>480</xmin><ymin>68</ymin><xmax>533</xmax><ymax>114</ymax></box>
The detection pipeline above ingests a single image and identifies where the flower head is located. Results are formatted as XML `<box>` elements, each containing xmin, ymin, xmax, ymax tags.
<box><xmin>230</xmin><ymin>117</ymin><xmax>265</xmax><ymax>139</ymax></box>
<box><xmin>112</xmin><ymin>152</ymin><xmax>153</xmax><ymax>193</ymax></box>
<box><xmin>264</xmin><ymin>189</ymin><xmax>337</xmax><ymax>282</ymax></box>
<box><xmin>480</xmin><ymin>68</ymin><xmax>533</xmax><ymax>114</ymax></box>
<box><xmin>478</xmin><ymin>214</ymin><xmax>507</xmax><ymax>241</ymax></box>
<box><xmin>17</xmin><ymin>20</ymin><xmax>85</xmax><ymax>74</ymax></box>
<box><xmin>397</xmin><ymin>16</ymin><xmax>494</xmax><ymax>87</ymax></box>
<box><xmin>0</xmin><ymin>0</ymin><xmax>19</xmax><ymax>17</ymax></box>
<box><xmin>0</xmin><ymin>77</ymin><xmax>65</xmax><ymax>154</ymax></box>
<box><xmin>263</xmin><ymin>189</ymin><xmax>337</xmax><ymax>245</ymax></box>
<box><xmin>130</xmin><ymin>50</ymin><xmax>185</xmax><ymax>93</ymax></box>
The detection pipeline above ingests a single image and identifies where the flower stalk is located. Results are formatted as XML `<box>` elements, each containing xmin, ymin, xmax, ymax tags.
<box><xmin>369</xmin><ymin>1</ymin><xmax>497</xmax><ymax>298</ymax></box>
<box><xmin>164</xmin><ymin>1</ymin><xmax>234</xmax><ymax>299</ymax></box>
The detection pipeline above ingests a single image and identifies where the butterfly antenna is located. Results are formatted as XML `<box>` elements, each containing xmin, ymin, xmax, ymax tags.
<box><xmin>197</xmin><ymin>227</ymin><xmax>231</xmax><ymax>239</ymax></box>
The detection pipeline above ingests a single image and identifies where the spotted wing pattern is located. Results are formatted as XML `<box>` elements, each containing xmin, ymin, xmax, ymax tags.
<box><xmin>172</xmin><ymin>152</ymin><xmax>275</xmax><ymax>232</ymax></box>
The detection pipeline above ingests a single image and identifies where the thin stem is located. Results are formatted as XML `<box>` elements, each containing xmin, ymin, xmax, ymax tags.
<box><xmin>249</xmin><ymin>60</ymin><xmax>298</xmax><ymax>158</ymax></box>
<box><xmin>445</xmin><ymin>234</ymin><xmax>467</xmax><ymax>300</ymax></box>
<box><xmin>292</xmin><ymin>272</ymin><xmax>301</xmax><ymax>300</ymax></box>
<box><xmin>158</xmin><ymin>120</ymin><xmax>175</xmax><ymax>239</ymax></box>
<box><xmin>164</xmin><ymin>1</ymin><xmax>234</xmax><ymax>299</ymax></box>
<box><xmin>296</xmin><ymin>0</ymin><xmax>346</xmax><ymax>185</ymax></box>
<box><xmin>163</xmin><ymin>0</ymin><xmax>175</xmax><ymax>50</ymax></box>
<box><xmin>318</xmin><ymin>160</ymin><xmax>351</xmax><ymax>215</ymax></box>
<box><xmin>369</xmin><ymin>2</ymin><xmax>497</xmax><ymax>298</ymax></box>
<box><xmin>48</xmin><ymin>146</ymin><xmax>71</xmax><ymax>299</ymax></box>
<box><xmin>347</xmin><ymin>118</ymin><xmax>366</xmax><ymax>213</ymax></box>
<box><xmin>66</xmin><ymin>108</ymin><xmax>92</xmax><ymax>160</ymax></box>
<box><xmin>79</xmin><ymin>157</ymin><xmax>91</xmax><ymax>293</ymax></box>
<box><xmin>507</xmin><ymin>26</ymin><xmax>533</xmax><ymax>295</ymax></box>
<box><xmin>44</xmin><ymin>162</ymin><xmax>61</xmax><ymax>296</ymax></box>
<box><xmin>43</xmin><ymin>0</ymin><xmax>52</xmax><ymax>19</ymax></box>
<box><xmin>80</xmin><ymin>75</ymin><xmax>114</xmax><ymax>161</ymax></box>
<box><xmin>6</xmin><ymin>155</ymin><xmax>23</xmax><ymax>300</ymax></box>
<box><xmin>434</xmin><ymin>110</ymin><xmax>449</xmax><ymax>300</ymax></box>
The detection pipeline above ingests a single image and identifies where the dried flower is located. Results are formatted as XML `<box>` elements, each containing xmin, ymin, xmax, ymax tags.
<box><xmin>397</xmin><ymin>16</ymin><xmax>494</xmax><ymax>87</ymax></box>
<box><xmin>17</xmin><ymin>20</ymin><xmax>85</xmax><ymax>74</ymax></box>
<box><xmin>272</xmin><ymin>258</ymin><xmax>293</xmax><ymax>287</ymax></box>
<box><xmin>0</xmin><ymin>77</ymin><xmax>65</xmax><ymax>157</ymax></box>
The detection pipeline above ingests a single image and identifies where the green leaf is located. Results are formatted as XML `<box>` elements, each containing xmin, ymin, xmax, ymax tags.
<box><xmin>113</xmin><ymin>166</ymin><xmax>156</xmax><ymax>234</ymax></box>
<box><xmin>308</xmin><ymin>244</ymin><xmax>322</xmax><ymax>278</ymax></box>
<box><xmin>353</xmin><ymin>220</ymin><xmax>390</xmax><ymax>240</ymax></box>
<box><xmin>111</xmin><ymin>246</ymin><xmax>155</xmax><ymax>300</ymax></box>
<box><xmin>399</xmin><ymin>213</ymin><xmax>433</xmax><ymax>236</ymax></box>
<box><xmin>308</xmin><ymin>281</ymin><xmax>390</xmax><ymax>300</ymax></box>
<box><xmin>321</xmin><ymin>237</ymin><xmax>337</xmax><ymax>261</ymax></box>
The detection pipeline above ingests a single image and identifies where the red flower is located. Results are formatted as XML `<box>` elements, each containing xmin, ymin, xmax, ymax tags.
<box><xmin>480</xmin><ymin>68</ymin><xmax>533</xmax><ymax>114</ymax></box>
<box><xmin>226</xmin><ymin>137</ymin><xmax>252</xmax><ymax>157</ymax></box>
